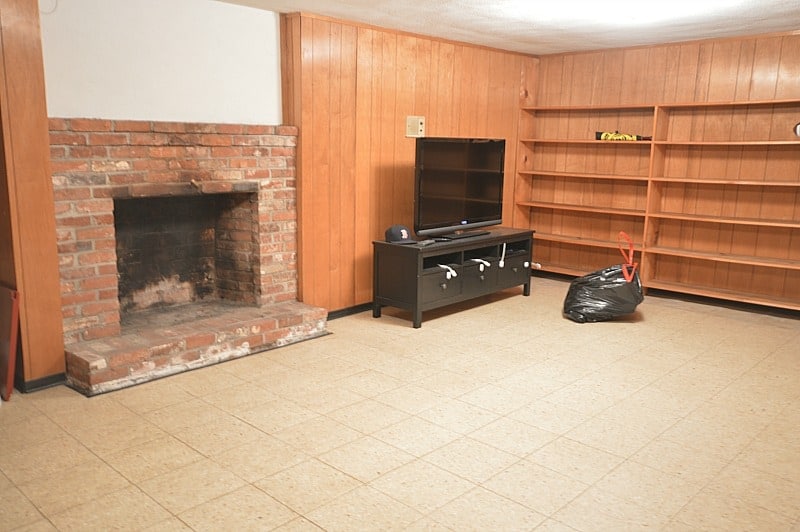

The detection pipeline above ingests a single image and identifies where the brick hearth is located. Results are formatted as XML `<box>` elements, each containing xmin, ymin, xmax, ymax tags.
<box><xmin>49</xmin><ymin>118</ymin><xmax>328</xmax><ymax>395</ymax></box>
<box><xmin>66</xmin><ymin>300</ymin><xmax>327</xmax><ymax>396</ymax></box>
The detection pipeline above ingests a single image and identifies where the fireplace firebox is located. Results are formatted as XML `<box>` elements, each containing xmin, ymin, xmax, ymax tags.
<box><xmin>115</xmin><ymin>193</ymin><xmax>258</xmax><ymax>314</ymax></box>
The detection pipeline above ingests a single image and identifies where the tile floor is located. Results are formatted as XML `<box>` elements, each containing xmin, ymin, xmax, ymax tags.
<box><xmin>1</xmin><ymin>276</ymin><xmax>799</xmax><ymax>531</ymax></box>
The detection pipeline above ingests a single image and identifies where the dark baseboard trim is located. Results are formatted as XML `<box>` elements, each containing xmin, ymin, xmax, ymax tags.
<box><xmin>327</xmin><ymin>303</ymin><xmax>372</xmax><ymax>321</ymax></box>
<box><xmin>16</xmin><ymin>373</ymin><xmax>66</xmax><ymax>393</ymax></box>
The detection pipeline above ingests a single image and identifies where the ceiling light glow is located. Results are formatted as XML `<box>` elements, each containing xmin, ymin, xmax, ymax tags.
<box><xmin>500</xmin><ymin>0</ymin><xmax>751</xmax><ymax>27</ymax></box>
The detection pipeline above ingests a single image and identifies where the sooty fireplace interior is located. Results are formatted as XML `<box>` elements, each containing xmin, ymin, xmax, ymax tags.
<box><xmin>114</xmin><ymin>193</ymin><xmax>257</xmax><ymax>315</ymax></box>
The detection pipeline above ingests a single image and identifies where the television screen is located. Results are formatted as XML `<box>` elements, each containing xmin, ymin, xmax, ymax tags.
<box><xmin>414</xmin><ymin>137</ymin><xmax>505</xmax><ymax>238</ymax></box>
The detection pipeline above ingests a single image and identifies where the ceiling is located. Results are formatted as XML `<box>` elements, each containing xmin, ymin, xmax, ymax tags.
<box><xmin>218</xmin><ymin>0</ymin><xmax>800</xmax><ymax>55</ymax></box>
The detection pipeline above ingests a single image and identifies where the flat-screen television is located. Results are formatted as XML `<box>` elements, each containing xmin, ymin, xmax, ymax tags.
<box><xmin>414</xmin><ymin>137</ymin><xmax>505</xmax><ymax>239</ymax></box>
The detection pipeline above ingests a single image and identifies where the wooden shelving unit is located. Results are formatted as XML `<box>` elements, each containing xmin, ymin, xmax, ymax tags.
<box><xmin>516</xmin><ymin>99</ymin><xmax>800</xmax><ymax>311</ymax></box>
<box><xmin>643</xmin><ymin>99</ymin><xmax>800</xmax><ymax>310</ymax></box>
<box><xmin>515</xmin><ymin>105</ymin><xmax>653</xmax><ymax>277</ymax></box>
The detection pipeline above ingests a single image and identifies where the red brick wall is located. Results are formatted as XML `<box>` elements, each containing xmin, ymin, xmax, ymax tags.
<box><xmin>49</xmin><ymin>118</ymin><xmax>299</xmax><ymax>345</ymax></box>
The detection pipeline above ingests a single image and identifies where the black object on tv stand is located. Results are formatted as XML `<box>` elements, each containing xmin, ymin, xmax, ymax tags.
<box><xmin>372</xmin><ymin>227</ymin><xmax>534</xmax><ymax>328</ymax></box>
<box><xmin>435</xmin><ymin>230</ymin><xmax>491</xmax><ymax>240</ymax></box>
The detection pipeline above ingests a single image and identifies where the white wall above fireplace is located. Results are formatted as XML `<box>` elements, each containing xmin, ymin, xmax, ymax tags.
<box><xmin>38</xmin><ymin>0</ymin><xmax>282</xmax><ymax>125</ymax></box>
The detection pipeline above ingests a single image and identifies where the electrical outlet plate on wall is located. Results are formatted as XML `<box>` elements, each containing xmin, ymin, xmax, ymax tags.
<box><xmin>406</xmin><ymin>116</ymin><xmax>425</xmax><ymax>137</ymax></box>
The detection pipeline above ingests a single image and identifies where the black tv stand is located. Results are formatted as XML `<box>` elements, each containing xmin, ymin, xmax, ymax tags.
<box><xmin>435</xmin><ymin>230</ymin><xmax>491</xmax><ymax>241</ymax></box>
<box><xmin>373</xmin><ymin>227</ymin><xmax>534</xmax><ymax>328</ymax></box>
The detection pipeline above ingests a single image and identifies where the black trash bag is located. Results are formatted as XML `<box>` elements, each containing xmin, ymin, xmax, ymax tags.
<box><xmin>563</xmin><ymin>264</ymin><xmax>644</xmax><ymax>323</ymax></box>
<box><xmin>563</xmin><ymin>231</ymin><xmax>644</xmax><ymax>323</ymax></box>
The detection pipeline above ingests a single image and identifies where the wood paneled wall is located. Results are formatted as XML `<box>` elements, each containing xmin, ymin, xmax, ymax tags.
<box><xmin>0</xmin><ymin>0</ymin><xmax>65</xmax><ymax>388</ymax></box>
<box><xmin>533</xmin><ymin>33</ymin><xmax>800</xmax><ymax>107</ymax></box>
<box><xmin>281</xmin><ymin>13</ymin><xmax>538</xmax><ymax>311</ymax></box>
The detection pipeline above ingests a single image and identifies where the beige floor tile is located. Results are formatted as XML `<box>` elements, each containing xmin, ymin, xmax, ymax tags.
<box><xmin>216</xmin><ymin>350</ymin><xmax>290</xmax><ymax>378</ymax></box>
<box><xmin>532</xmin><ymin>519</ymin><xmax>581</xmax><ymax>531</ymax></box>
<box><xmin>139</xmin><ymin>517</ymin><xmax>194</xmax><ymax>531</ymax></box>
<box><xmin>272</xmin><ymin>516</ymin><xmax>325</xmax><ymax>531</ymax></box>
<box><xmin>492</xmin><ymin>367</ymin><xmax>568</xmax><ymax>401</ymax></box>
<box><xmin>7</xmin><ymin>519</ymin><xmax>58</xmax><ymax>531</ymax></box>
<box><xmin>255</xmin><ymin>458</ymin><xmax>362</xmax><ymax>514</ymax></box>
<box><xmin>143</xmin><ymin>397</ymin><xmax>232</xmax><ymax>433</ymax></box>
<box><xmin>735</xmin><ymin>437</ymin><xmax>800</xmax><ymax>484</ymax></box>
<box><xmin>48</xmin><ymin>485</ymin><xmax>170</xmax><ymax>531</ymax></box>
<box><xmin>173</xmin><ymin>413</ymin><xmax>267</xmax><ymax>456</ymax></box>
<box><xmin>178</xmin><ymin>484</ymin><xmax>298</xmax><ymax>530</ymax></box>
<box><xmin>756</xmin><ymin>411</ymin><xmax>800</xmax><ymax>446</ymax></box>
<box><xmin>552</xmin><ymin>486</ymin><xmax>671</xmax><ymax>531</ymax></box>
<box><xmin>445</xmin><ymin>355</ymin><xmax>519</xmax><ymax>384</ymax></box>
<box><xmin>621</xmin><ymin>384</ymin><xmax>705</xmax><ymax>418</ymax></box>
<box><xmin>403</xmin><ymin>516</ymin><xmax>455</xmax><ymax>531</ymax></box>
<box><xmin>280</xmin><ymin>383</ymin><xmax>365</xmax><ymax>414</ymax></box>
<box><xmin>304</xmin><ymin>484</ymin><xmax>423</xmax><ymax>532</ymax></box>
<box><xmin>63</xmin><ymin>414</ymin><xmax>168</xmax><ymax>457</ymax></box>
<box><xmin>428</xmin><ymin>486</ymin><xmax>546</xmax><ymax>531</ymax></box>
<box><xmin>483</xmin><ymin>459</ymin><xmax>588</xmax><ymax>516</ymax></box>
<box><xmin>333</xmin><ymin>369</ymin><xmax>404</xmax><ymax>398</ymax></box>
<box><xmin>199</xmin><ymin>381</ymin><xmax>280</xmax><ymax>413</ymax></box>
<box><xmin>370</xmin><ymin>459</ymin><xmax>475</xmax><ymax>514</ymax></box>
<box><xmin>0</xmin><ymin>469</ymin><xmax>11</xmax><ymax>491</ymax></box>
<box><xmin>570</xmin><ymin>360</ymin><xmax>661</xmax><ymax>401</ymax></box>
<box><xmin>658</xmin><ymin>415</ymin><xmax>761</xmax><ymax>461</ymax></box>
<box><xmin>375</xmin><ymin>384</ymin><xmax>450</xmax><ymax>415</ymax></box>
<box><xmin>458</xmin><ymin>383</ymin><xmax>537</xmax><ymax>415</ymax></box>
<box><xmin>422</xmin><ymin>437</ymin><xmax>519</xmax><ymax>483</ymax></box>
<box><xmin>400</xmin><ymin>346</ymin><xmax>469</xmax><ymax>368</ymax></box>
<box><xmin>629</xmin><ymin>436</ymin><xmax>729</xmax><ymax>486</ymax></box>
<box><xmin>326</xmin><ymin>398</ymin><xmax>410</xmax><ymax>434</ymax></box>
<box><xmin>272</xmin><ymin>415</ymin><xmax>362</xmax><ymax>455</ymax></box>
<box><xmin>0</xmin><ymin>414</ymin><xmax>72</xmax><ymax>458</ymax></box>
<box><xmin>417</xmin><ymin>398</ymin><xmax>499</xmax><ymax>434</ymax></box>
<box><xmin>587</xmin><ymin>397</ymin><xmax>683</xmax><ymax>442</ymax></box>
<box><xmin>371</xmin><ymin>356</ymin><xmax>439</xmax><ymax>383</ymax></box>
<box><xmin>0</xmin><ymin>434</ymin><xmax>95</xmax><ymax>486</ymax></box>
<box><xmin>236</xmin><ymin>398</ymin><xmax>319</xmax><ymax>434</ymax></box>
<box><xmin>318</xmin><ymin>435</ymin><xmax>415</xmax><ymax>482</ymax></box>
<box><xmin>592</xmin><ymin>460</ymin><xmax>701</xmax><ymax>516</ymax></box>
<box><xmin>528</xmin><ymin>437</ymin><xmax>624</xmax><ymax>484</ymax></box>
<box><xmin>212</xmin><ymin>434</ymin><xmax>308</xmax><ymax>482</ymax></box>
<box><xmin>705</xmin><ymin>462</ymin><xmax>800</xmax><ymax>521</ymax></box>
<box><xmin>672</xmin><ymin>486</ymin><xmax>794</xmax><ymax>531</ymax></box>
<box><xmin>541</xmin><ymin>383</ymin><xmax>618</xmax><ymax>417</ymax></box>
<box><xmin>4</xmin><ymin>276</ymin><xmax>799</xmax><ymax>532</ymax></box>
<box><xmin>507</xmin><ymin>399</ymin><xmax>591</xmax><ymax>435</ymax></box>
<box><xmin>103</xmin><ymin>434</ymin><xmax>204</xmax><ymax>483</ymax></box>
<box><xmin>166</xmin><ymin>365</ymin><xmax>249</xmax><ymax>397</ymax></box>
<box><xmin>293</xmin><ymin>355</ymin><xmax>366</xmax><ymax>383</ymax></box>
<box><xmin>18</xmin><ymin>458</ymin><xmax>131</xmax><ymax>516</ymax></box>
<box><xmin>413</xmin><ymin>369</ymin><xmax>484</xmax><ymax>398</ymax></box>
<box><xmin>0</xmin><ymin>484</ymin><xmax>44</xmax><ymax>530</ymax></box>
<box><xmin>112</xmin><ymin>379</ymin><xmax>196</xmax><ymax>414</ymax></box>
<box><xmin>372</xmin><ymin>416</ymin><xmax>460</xmax><ymax>456</ymax></box>
<box><xmin>468</xmin><ymin>416</ymin><xmax>557</xmax><ymax>457</ymax></box>
<box><xmin>708</xmin><ymin>375</ymin><xmax>796</xmax><ymax>418</ymax></box>
<box><xmin>255</xmin><ymin>370</ymin><xmax>329</xmax><ymax>399</ymax></box>
<box><xmin>565</xmin><ymin>416</ymin><xmax>656</xmax><ymax>458</ymax></box>
<box><xmin>650</xmin><ymin>361</ymin><xmax>738</xmax><ymax>403</ymax></box>
<box><xmin>138</xmin><ymin>458</ymin><xmax>247</xmax><ymax>514</ymax></box>
<box><xmin>51</xmin><ymin>396</ymin><xmax>139</xmax><ymax>434</ymax></box>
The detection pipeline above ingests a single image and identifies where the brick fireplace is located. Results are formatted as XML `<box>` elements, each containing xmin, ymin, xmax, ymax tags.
<box><xmin>49</xmin><ymin>118</ymin><xmax>327</xmax><ymax>396</ymax></box>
